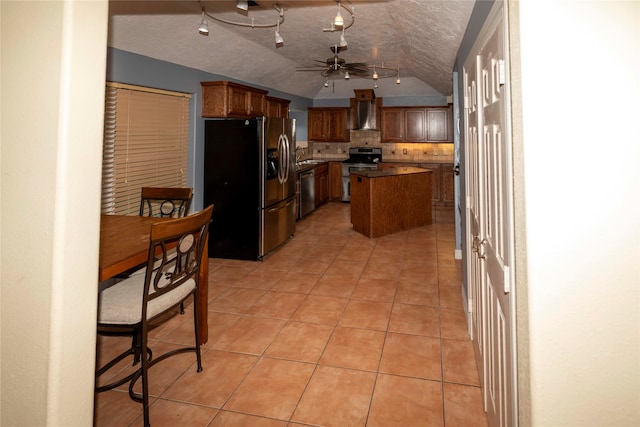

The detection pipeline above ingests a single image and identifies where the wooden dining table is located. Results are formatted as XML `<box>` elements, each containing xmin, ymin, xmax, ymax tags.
<box><xmin>99</xmin><ymin>215</ymin><xmax>209</xmax><ymax>344</ymax></box>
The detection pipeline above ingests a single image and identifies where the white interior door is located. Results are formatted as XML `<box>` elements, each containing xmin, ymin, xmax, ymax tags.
<box><xmin>463</xmin><ymin>2</ymin><xmax>516</xmax><ymax>426</ymax></box>
<box><xmin>464</xmin><ymin>52</ymin><xmax>487</xmax><ymax>396</ymax></box>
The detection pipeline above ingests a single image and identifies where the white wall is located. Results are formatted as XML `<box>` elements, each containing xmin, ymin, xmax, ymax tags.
<box><xmin>512</xmin><ymin>1</ymin><xmax>640</xmax><ymax>425</ymax></box>
<box><xmin>1</xmin><ymin>1</ymin><xmax>108</xmax><ymax>425</ymax></box>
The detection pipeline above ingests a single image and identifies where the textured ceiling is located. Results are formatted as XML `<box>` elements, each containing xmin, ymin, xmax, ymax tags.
<box><xmin>108</xmin><ymin>0</ymin><xmax>475</xmax><ymax>99</ymax></box>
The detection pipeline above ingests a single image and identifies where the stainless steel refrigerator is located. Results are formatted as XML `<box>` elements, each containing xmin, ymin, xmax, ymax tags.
<box><xmin>204</xmin><ymin>117</ymin><xmax>296</xmax><ymax>260</ymax></box>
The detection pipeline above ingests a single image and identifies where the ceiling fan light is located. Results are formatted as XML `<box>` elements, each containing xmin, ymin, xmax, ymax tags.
<box><xmin>237</xmin><ymin>0</ymin><xmax>249</xmax><ymax>11</ymax></box>
<box><xmin>198</xmin><ymin>10</ymin><xmax>209</xmax><ymax>34</ymax></box>
<box><xmin>345</xmin><ymin>71</ymin><xmax>350</xmax><ymax>80</ymax></box>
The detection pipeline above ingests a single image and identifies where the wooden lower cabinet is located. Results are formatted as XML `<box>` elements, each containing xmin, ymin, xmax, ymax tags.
<box><xmin>379</xmin><ymin>162</ymin><xmax>454</xmax><ymax>206</ymax></box>
<box><xmin>329</xmin><ymin>161</ymin><xmax>343</xmax><ymax>200</ymax></box>
<box><xmin>314</xmin><ymin>163</ymin><xmax>329</xmax><ymax>207</ymax></box>
<box><xmin>441</xmin><ymin>164</ymin><xmax>455</xmax><ymax>204</ymax></box>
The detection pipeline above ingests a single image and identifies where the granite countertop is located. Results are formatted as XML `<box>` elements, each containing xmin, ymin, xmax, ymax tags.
<box><xmin>351</xmin><ymin>166</ymin><xmax>432</xmax><ymax>178</ymax></box>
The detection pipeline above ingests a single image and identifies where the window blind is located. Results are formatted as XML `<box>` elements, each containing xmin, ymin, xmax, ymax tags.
<box><xmin>101</xmin><ymin>83</ymin><xmax>191</xmax><ymax>215</ymax></box>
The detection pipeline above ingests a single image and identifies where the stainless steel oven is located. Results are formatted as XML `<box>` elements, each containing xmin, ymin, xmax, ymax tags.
<box><xmin>341</xmin><ymin>147</ymin><xmax>382</xmax><ymax>202</ymax></box>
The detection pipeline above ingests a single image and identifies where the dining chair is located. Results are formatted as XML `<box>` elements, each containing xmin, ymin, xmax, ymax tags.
<box><xmin>135</xmin><ymin>187</ymin><xmax>194</xmax><ymax>316</ymax></box>
<box><xmin>139</xmin><ymin>187</ymin><xmax>193</xmax><ymax>218</ymax></box>
<box><xmin>96</xmin><ymin>205</ymin><xmax>213</xmax><ymax>427</ymax></box>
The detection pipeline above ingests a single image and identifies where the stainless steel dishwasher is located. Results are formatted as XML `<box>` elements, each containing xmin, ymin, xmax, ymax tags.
<box><xmin>299</xmin><ymin>169</ymin><xmax>315</xmax><ymax>218</ymax></box>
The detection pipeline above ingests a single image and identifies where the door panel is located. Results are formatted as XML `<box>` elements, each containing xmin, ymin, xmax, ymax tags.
<box><xmin>463</xmin><ymin>2</ymin><xmax>515</xmax><ymax>426</ymax></box>
<box><xmin>480</xmin><ymin>10</ymin><xmax>514</xmax><ymax>426</ymax></box>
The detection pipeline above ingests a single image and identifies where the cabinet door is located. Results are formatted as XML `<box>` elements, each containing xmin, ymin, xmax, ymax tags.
<box><xmin>426</xmin><ymin>108</ymin><xmax>450</xmax><ymax>142</ymax></box>
<box><xmin>326</xmin><ymin>110</ymin><xmax>347</xmax><ymax>141</ymax></box>
<box><xmin>308</xmin><ymin>109</ymin><xmax>326</xmax><ymax>141</ymax></box>
<box><xmin>380</xmin><ymin>108</ymin><xmax>404</xmax><ymax>142</ymax></box>
<box><xmin>329</xmin><ymin>162</ymin><xmax>343</xmax><ymax>200</ymax></box>
<box><xmin>405</xmin><ymin>108</ymin><xmax>427</xmax><ymax>142</ymax></box>
<box><xmin>314</xmin><ymin>164</ymin><xmax>329</xmax><ymax>207</ymax></box>
<box><xmin>228</xmin><ymin>86</ymin><xmax>249</xmax><ymax>116</ymax></box>
<box><xmin>266</xmin><ymin>98</ymin><xmax>280</xmax><ymax>118</ymax></box>
<box><xmin>248</xmin><ymin>92</ymin><xmax>265</xmax><ymax>116</ymax></box>
<box><xmin>441</xmin><ymin>164</ymin><xmax>455</xmax><ymax>204</ymax></box>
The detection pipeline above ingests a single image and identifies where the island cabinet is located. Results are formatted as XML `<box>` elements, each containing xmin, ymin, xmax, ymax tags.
<box><xmin>380</xmin><ymin>106</ymin><xmax>453</xmax><ymax>143</ymax></box>
<box><xmin>201</xmin><ymin>81</ymin><xmax>267</xmax><ymax>118</ymax></box>
<box><xmin>379</xmin><ymin>162</ymin><xmax>454</xmax><ymax>206</ymax></box>
<box><xmin>266</xmin><ymin>96</ymin><xmax>290</xmax><ymax>118</ymax></box>
<box><xmin>314</xmin><ymin>163</ymin><xmax>329</xmax><ymax>207</ymax></box>
<box><xmin>308</xmin><ymin>107</ymin><xmax>351</xmax><ymax>142</ymax></box>
<box><xmin>350</xmin><ymin>167</ymin><xmax>432</xmax><ymax>238</ymax></box>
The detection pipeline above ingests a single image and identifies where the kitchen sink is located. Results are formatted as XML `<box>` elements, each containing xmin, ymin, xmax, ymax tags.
<box><xmin>296</xmin><ymin>159</ymin><xmax>326</xmax><ymax>165</ymax></box>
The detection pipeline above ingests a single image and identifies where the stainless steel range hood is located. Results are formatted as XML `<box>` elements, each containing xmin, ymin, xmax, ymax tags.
<box><xmin>353</xmin><ymin>89</ymin><xmax>378</xmax><ymax>130</ymax></box>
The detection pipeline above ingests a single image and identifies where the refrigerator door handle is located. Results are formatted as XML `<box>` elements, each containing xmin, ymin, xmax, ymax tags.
<box><xmin>276</xmin><ymin>134</ymin><xmax>282</xmax><ymax>184</ymax></box>
<box><xmin>283</xmin><ymin>134</ymin><xmax>290</xmax><ymax>182</ymax></box>
<box><xmin>277</xmin><ymin>134</ymin><xmax>288</xmax><ymax>184</ymax></box>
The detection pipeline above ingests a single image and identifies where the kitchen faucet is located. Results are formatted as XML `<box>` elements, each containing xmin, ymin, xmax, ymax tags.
<box><xmin>296</xmin><ymin>146</ymin><xmax>305</xmax><ymax>163</ymax></box>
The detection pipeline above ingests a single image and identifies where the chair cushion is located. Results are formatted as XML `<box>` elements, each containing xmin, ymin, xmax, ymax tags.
<box><xmin>98</xmin><ymin>271</ymin><xmax>195</xmax><ymax>325</ymax></box>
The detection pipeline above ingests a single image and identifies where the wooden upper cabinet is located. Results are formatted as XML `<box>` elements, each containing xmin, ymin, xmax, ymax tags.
<box><xmin>380</xmin><ymin>108</ymin><xmax>405</xmax><ymax>142</ymax></box>
<box><xmin>405</xmin><ymin>109</ymin><xmax>427</xmax><ymax>142</ymax></box>
<box><xmin>201</xmin><ymin>81</ymin><xmax>267</xmax><ymax>118</ymax></box>
<box><xmin>426</xmin><ymin>107</ymin><xmax>452</xmax><ymax>142</ymax></box>
<box><xmin>307</xmin><ymin>107</ymin><xmax>350</xmax><ymax>142</ymax></box>
<box><xmin>266</xmin><ymin>96</ymin><xmax>290</xmax><ymax>118</ymax></box>
<box><xmin>380</xmin><ymin>106</ymin><xmax>453</xmax><ymax>143</ymax></box>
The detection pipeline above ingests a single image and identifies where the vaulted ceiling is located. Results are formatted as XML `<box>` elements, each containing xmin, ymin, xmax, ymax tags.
<box><xmin>108</xmin><ymin>0</ymin><xmax>475</xmax><ymax>99</ymax></box>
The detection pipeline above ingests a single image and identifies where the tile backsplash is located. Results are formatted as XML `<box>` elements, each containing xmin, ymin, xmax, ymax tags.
<box><xmin>306</xmin><ymin>130</ymin><xmax>454</xmax><ymax>164</ymax></box>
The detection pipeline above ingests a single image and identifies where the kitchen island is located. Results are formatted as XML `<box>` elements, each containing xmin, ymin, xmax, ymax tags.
<box><xmin>350</xmin><ymin>167</ymin><xmax>432</xmax><ymax>238</ymax></box>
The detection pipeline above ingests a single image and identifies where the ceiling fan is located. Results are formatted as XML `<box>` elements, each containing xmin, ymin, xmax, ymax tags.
<box><xmin>296</xmin><ymin>45</ymin><xmax>371</xmax><ymax>79</ymax></box>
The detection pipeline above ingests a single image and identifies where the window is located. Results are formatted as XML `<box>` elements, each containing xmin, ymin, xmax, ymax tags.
<box><xmin>101</xmin><ymin>82</ymin><xmax>191</xmax><ymax>215</ymax></box>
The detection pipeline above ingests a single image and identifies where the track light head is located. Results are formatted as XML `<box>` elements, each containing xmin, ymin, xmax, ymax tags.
<box><xmin>198</xmin><ymin>10</ymin><xmax>209</xmax><ymax>34</ymax></box>
<box><xmin>334</xmin><ymin>2</ymin><xmax>344</xmax><ymax>28</ymax></box>
<box><xmin>344</xmin><ymin>71</ymin><xmax>350</xmax><ymax>80</ymax></box>
<box><xmin>275</xmin><ymin>30</ymin><xmax>284</xmax><ymax>47</ymax></box>
<box><xmin>339</xmin><ymin>30</ymin><xmax>348</xmax><ymax>48</ymax></box>
<box><xmin>237</xmin><ymin>0</ymin><xmax>249</xmax><ymax>11</ymax></box>
<box><xmin>274</xmin><ymin>21</ymin><xmax>284</xmax><ymax>47</ymax></box>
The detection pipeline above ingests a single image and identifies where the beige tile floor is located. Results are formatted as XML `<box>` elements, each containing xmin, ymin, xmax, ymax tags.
<box><xmin>94</xmin><ymin>202</ymin><xmax>488</xmax><ymax>427</ymax></box>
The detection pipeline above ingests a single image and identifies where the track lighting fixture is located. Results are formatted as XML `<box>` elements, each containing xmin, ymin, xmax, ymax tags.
<box><xmin>396</xmin><ymin>68</ymin><xmax>401</xmax><ymax>84</ymax></box>
<box><xmin>275</xmin><ymin>21</ymin><xmax>284</xmax><ymax>47</ymax></box>
<box><xmin>339</xmin><ymin>29</ymin><xmax>348</xmax><ymax>48</ymax></box>
<box><xmin>334</xmin><ymin>1</ymin><xmax>344</xmax><ymax>29</ymax></box>
<box><xmin>236</xmin><ymin>0</ymin><xmax>249</xmax><ymax>11</ymax></box>
<box><xmin>344</xmin><ymin>71</ymin><xmax>350</xmax><ymax>80</ymax></box>
<box><xmin>324</xmin><ymin>79</ymin><xmax>329</xmax><ymax>87</ymax></box>
<box><xmin>372</xmin><ymin>66</ymin><xmax>379</xmax><ymax>81</ymax></box>
<box><xmin>198</xmin><ymin>9</ymin><xmax>209</xmax><ymax>34</ymax></box>
<box><xmin>198</xmin><ymin>1</ymin><xmax>285</xmax><ymax>33</ymax></box>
